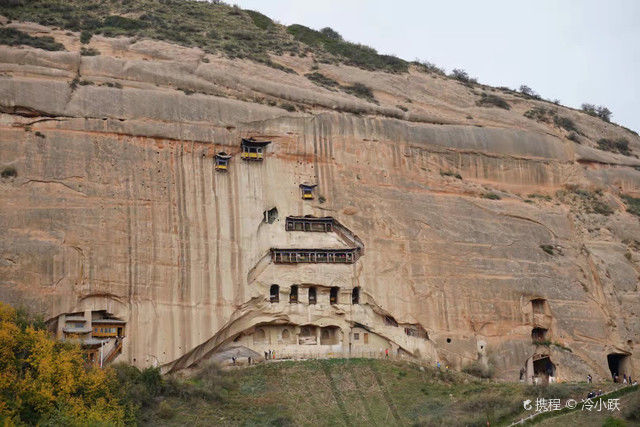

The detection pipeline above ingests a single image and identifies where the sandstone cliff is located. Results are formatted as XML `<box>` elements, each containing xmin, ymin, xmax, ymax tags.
<box><xmin>0</xmin><ymin>18</ymin><xmax>639</xmax><ymax>382</ymax></box>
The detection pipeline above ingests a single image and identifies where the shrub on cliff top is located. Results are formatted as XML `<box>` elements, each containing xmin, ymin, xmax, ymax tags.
<box><xmin>581</xmin><ymin>103</ymin><xmax>612</xmax><ymax>122</ymax></box>
<box><xmin>412</xmin><ymin>59</ymin><xmax>446</xmax><ymax>76</ymax></box>
<box><xmin>245</xmin><ymin>9</ymin><xmax>273</xmax><ymax>30</ymax></box>
<box><xmin>519</xmin><ymin>84</ymin><xmax>541</xmax><ymax>99</ymax></box>
<box><xmin>287</xmin><ymin>24</ymin><xmax>408</xmax><ymax>73</ymax></box>
<box><xmin>450</xmin><ymin>68</ymin><xmax>477</xmax><ymax>85</ymax></box>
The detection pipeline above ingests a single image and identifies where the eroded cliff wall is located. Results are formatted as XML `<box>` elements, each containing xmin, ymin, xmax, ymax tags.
<box><xmin>1</xmin><ymin>22</ymin><xmax>639</xmax><ymax>381</ymax></box>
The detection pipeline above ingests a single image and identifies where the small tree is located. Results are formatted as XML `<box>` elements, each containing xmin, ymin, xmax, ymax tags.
<box><xmin>582</xmin><ymin>103</ymin><xmax>612</xmax><ymax>122</ymax></box>
<box><xmin>451</xmin><ymin>68</ymin><xmax>469</xmax><ymax>81</ymax></box>
<box><xmin>581</xmin><ymin>103</ymin><xmax>597</xmax><ymax>115</ymax></box>
<box><xmin>519</xmin><ymin>84</ymin><xmax>540</xmax><ymax>99</ymax></box>
<box><xmin>320</xmin><ymin>27</ymin><xmax>342</xmax><ymax>40</ymax></box>
<box><xmin>596</xmin><ymin>106</ymin><xmax>612</xmax><ymax>122</ymax></box>
<box><xmin>450</xmin><ymin>68</ymin><xmax>477</xmax><ymax>84</ymax></box>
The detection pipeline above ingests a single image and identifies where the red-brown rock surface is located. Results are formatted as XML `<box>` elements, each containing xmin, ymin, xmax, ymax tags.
<box><xmin>1</xmin><ymin>23</ymin><xmax>638</xmax><ymax>382</ymax></box>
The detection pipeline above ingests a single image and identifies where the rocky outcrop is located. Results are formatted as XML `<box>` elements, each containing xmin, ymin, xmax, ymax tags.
<box><xmin>0</xmin><ymin>23</ymin><xmax>639</xmax><ymax>382</ymax></box>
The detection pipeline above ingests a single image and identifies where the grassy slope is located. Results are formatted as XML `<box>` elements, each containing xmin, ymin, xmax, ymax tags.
<box><xmin>144</xmin><ymin>359</ymin><xmax>617</xmax><ymax>426</ymax></box>
<box><xmin>0</xmin><ymin>0</ymin><xmax>406</xmax><ymax>72</ymax></box>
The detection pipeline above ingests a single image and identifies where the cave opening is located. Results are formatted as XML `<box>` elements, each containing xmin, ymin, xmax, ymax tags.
<box><xmin>607</xmin><ymin>353</ymin><xmax>631</xmax><ymax>381</ymax></box>
<box><xmin>263</xmin><ymin>207</ymin><xmax>278</xmax><ymax>224</ymax></box>
<box><xmin>533</xmin><ymin>356</ymin><xmax>556</xmax><ymax>384</ymax></box>
<box><xmin>531</xmin><ymin>327</ymin><xmax>548</xmax><ymax>343</ymax></box>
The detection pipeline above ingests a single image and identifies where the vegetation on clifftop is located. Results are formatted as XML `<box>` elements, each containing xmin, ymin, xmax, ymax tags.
<box><xmin>0</xmin><ymin>0</ymin><xmax>407</xmax><ymax>73</ymax></box>
<box><xmin>0</xmin><ymin>0</ymin><xmax>636</xmax><ymax>135</ymax></box>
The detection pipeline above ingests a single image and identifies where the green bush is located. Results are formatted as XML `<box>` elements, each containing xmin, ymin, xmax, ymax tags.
<box><xmin>482</xmin><ymin>192</ymin><xmax>501</xmax><ymax>200</ymax></box>
<box><xmin>156</xmin><ymin>400</ymin><xmax>175</xmax><ymax>420</ymax></box>
<box><xmin>102</xmin><ymin>81</ymin><xmax>123</xmax><ymax>89</ymax></box>
<box><xmin>102</xmin><ymin>15</ymin><xmax>147</xmax><ymax>32</ymax></box>
<box><xmin>563</xmin><ymin>187</ymin><xmax>614</xmax><ymax>216</ymax></box>
<box><xmin>342</xmin><ymin>82</ymin><xmax>377</xmax><ymax>104</ymax></box>
<box><xmin>79</xmin><ymin>29</ymin><xmax>92</xmax><ymax>44</ymax></box>
<box><xmin>80</xmin><ymin>46</ymin><xmax>99</xmax><ymax>56</ymax></box>
<box><xmin>450</xmin><ymin>68</ymin><xmax>477</xmax><ymax>85</ymax></box>
<box><xmin>0</xmin><ymin>27</ymin><xmax>65</xmax><ymax>51</ymax></box>
<box><xmin>581</xmin><ymin>103</ymin><xmax>612</xmax><ymax>122</ymax></box>
<box><xmin>305</xmin><ymin>72</ymin><xmax>339</xmax><ymax>88</ymax></box>
<box><xmin>624</xmin><ymin>391</ymin><xmax>640</xmax><ymax>421</ymax></box>
<box><xmin>287</xmin><ymin>24</ymin><xmax>408</xmax><ymax>73</ymax></box>
<box><xmin>396</xmin><ymin>104</ymin><xmax>408</xmax><ymax>112</ymax></box>
<box><xmin>602</xmin><ymin>416</ymin><xmax>627</xmax><ymax>427</ymax></box>
<box><xmin>523</xmin><ymin>106</ymin><xmax>549</xmax><ymax>122</ymax></box>
<box><xmin>280</xmin><ymin>103</ymin><xmax>296</xmax><ymax>112</ymax></box>
<box><xmin>476</xmin><ymin>93</ymin><xmax>510</xmax><ymax>110</ymax></box>
<box><xmin>412</xmin><ymin>59</ymin><xmax>445</xmax><ymax>75</ymax></box>
<box><xmin>592</xmin><ymin>200</ymin><xmax>613</xmax><ymax>215</ymax></box>
<box><xmin>245</xmin><ymin>10</ymin><xmax>273</xmax><ymax>30</ymax></box>
<box><xmin>598</xmin><ymin>138</ymin><xmax>631</xmax><ymax>156</ymax></box>
<box><xmin>621</xmin><ymin>194</ymin><xmax>640</xmax><ymax>216</ymax></box>
<box><xmin>554</xmin><ymin>116</ymin><xmax>579</xmax><ymax>133</ymax></box>
<box><xmin>567</xmin><ymin>132</ymin><xmax>580</xmax><ymax>143</ymax></box>
<box><xmin>519</xmin><ymin>84</ymin><xmax>540</xmax><ymax>99</ymax></box>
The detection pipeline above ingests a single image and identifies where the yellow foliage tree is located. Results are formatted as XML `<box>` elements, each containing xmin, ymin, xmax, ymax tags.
<box><xmin>0</xmin><ymin>302</ymin><xmax>130</xmax><ymax>425</ymax></box>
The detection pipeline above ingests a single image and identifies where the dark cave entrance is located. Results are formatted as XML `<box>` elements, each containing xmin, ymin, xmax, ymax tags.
<box><xmin>532</xmin><ymin>356</ymin><xmax>556</xmax><ymax>385</ymax></box>
<box><xmin>607</xmin><ymin>353</ymin><xmax>631</xmax><ymax>381</ymax></box>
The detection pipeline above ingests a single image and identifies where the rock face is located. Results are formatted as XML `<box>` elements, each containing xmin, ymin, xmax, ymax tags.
<box><xmin>0</xmin><ymin>23</ymin><xmax>639</xmax><ymax>382</ymax></box>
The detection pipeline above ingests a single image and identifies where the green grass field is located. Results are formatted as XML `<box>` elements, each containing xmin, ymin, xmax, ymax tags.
<box><xmin>133</xmin><ymin>358</ymin><xmax>634</xmax><ymax>426</ymax></box>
